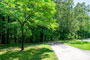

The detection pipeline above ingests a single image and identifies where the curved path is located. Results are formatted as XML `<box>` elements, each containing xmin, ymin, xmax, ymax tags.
<box><xmin>50</xmin><ymin>42</ymin><xmax>90</xmax><ymax>60</ymax></box>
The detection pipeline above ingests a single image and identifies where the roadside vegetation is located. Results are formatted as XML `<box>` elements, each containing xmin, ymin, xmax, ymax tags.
<box><xmin>59</xmin><ymin>40</ymin><xmax>90</xmax><ymax>50</ymax></box>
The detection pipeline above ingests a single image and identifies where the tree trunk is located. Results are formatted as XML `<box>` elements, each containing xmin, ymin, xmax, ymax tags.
<box><xmin>0</xmin><ymin>16</ymin><xmax>2</xmax><ymax>44</ymax></box>
<box><xmin>21</xmin><ymin>27</ymin><xmax>24</xmax><ymax>51</ymax></box>
<box><xmin>1</xmin><ymin>17</ymin><xmax>5</xmax><ymax>44</ymax></box>
<box><xmin>30</xmin><ymin>35</ymin><xmax>33</xmax><ymax>43</ymax></box>
<box><xmin>14</xmin><ymin>27</ymin><xmax>17</xmax><ymax>44</ymax></box>
<box><xmin>7</xmin><ymin>29</ymin><xmax>9</xmax><ymax>44</ymax></box>
<box><xmin>40</xmin><ymin>32</ymin><xmax>43</xmax><ymax>42</ymax></box>
<box><xmin>6</xmin><ymin>16</ymin><xmax>10</xmax><ymax>44</ymax></box>
<box><xmin>14</xmin><ymin>35</ymin><xmax>17</xmax><ymax>44</ymax></box>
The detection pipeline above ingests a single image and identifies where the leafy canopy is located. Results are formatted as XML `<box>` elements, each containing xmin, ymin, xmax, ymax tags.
<box><xmin>0</xmin><ymin>0</ymin><xmax>58</xmax><ymax>31</ymax></box>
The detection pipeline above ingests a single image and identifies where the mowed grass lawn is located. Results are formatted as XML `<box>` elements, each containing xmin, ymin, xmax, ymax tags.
<box><xmin>59</xmin><ymin>40</ymin><xmax>90</xmax><ymax>50</ymax></box>
<box><xmin>0</xmin><ymin>43</ymin><xmax>57</xmax><ymax>60</ymax></box>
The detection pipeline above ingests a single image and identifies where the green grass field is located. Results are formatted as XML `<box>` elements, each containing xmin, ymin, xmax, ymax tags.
<box><xmin>0</xmin><ymin>43</ymin><xmax>57</xmax><ymax>60</ymax></box>
<box><xmin>59</xmin><ymin>40</ymin><xmax>90</xmax><ymax>50</ymax></box>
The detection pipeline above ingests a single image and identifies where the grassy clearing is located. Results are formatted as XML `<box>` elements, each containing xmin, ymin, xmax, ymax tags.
<box><xmin>59</xmin><ymin>40</ymin><xmax>90</xmax><ymax>50</ymax></box>
<box><xmin>0</xmin><ymin>43</ymin><xmax>57</xmax><ymax>60</ymax></box>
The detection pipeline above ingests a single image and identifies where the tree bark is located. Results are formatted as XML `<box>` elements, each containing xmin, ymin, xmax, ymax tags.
<box><xmin>14</xmin><ymin>35</ymin><xmax>17</xmax><ymax>44</ymax></box>
<box><xmin>0</xmin><ymin>16</ymin><xmax>2</xmax><ymax>44</ymax></box>
<box><xmin>6</xmin><ymin>16</ymin><xmax>10</xmax><ymax>44</ymax></box>
<box><xmin>40</xmin><ymin>32</ymin><xmax>43</xmax><ymax>42</ymax></box>
<box><xmin>1</xmin><ymin>16</ymin><xmax>5</xmax><ymax>44</ymax></box>
<box><xmin>21</xmin><ymin>27</ymin><xmax>24</xmax><ymax>51</ymax></box>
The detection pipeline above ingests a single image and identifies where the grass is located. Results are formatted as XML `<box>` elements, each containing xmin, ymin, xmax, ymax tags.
<box><xmin>59</xmin><ymin>40</ymin><xmax>90</xmax><ymax>50</ymax></box>
<box><xmin>0</xmin><ymin>43</ymin><xmax>57</xmax><ymax>60</ymax></box>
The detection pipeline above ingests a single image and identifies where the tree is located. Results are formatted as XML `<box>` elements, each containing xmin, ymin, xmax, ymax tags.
<box><xmin>0</xmin><ymin>0</ymin><xmax>58</xmax><ymax>51</ymax></box>
<box><xmin>53</xmin><ymin>0</ymin><xmax>79</xmax><ymax>39</ymax></box>
<box><xmin>74</xmin><ymin>2</ymin><xmax>90</xmax><ymax>38</ymax></box>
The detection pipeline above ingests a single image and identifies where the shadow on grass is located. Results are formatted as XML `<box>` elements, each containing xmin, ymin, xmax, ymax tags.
<box><xmin>0</xmin><ymin>47</ymin><xmax>53</xmax><ymax>60</ymax></box>
<box><xmin>0</xmin><ymin>44</ymin><xmax>21</xmax><ymax>50</ymax></box>
<box><xmin>0</xmin><ymin>43</ymin><xmax>42</xmax><ymax>51</ymax></box>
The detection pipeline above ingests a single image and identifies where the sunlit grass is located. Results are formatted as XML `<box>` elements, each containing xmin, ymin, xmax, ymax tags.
<box><xmin>0</xmin><ymin>43</ymin><xmax>57</xmax><ymax>60</ymax></box>
<box><xmin>59</xmin><ymin>40</ymin><xmax>90</xmax><ymax>50</ymax></box>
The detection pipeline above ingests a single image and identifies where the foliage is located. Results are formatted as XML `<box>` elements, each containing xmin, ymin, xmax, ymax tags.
<box><xmin>53</xmin><ymin>0</ymin><xmax>80</xmax><ymax>39</ymax></box>
<box><xmin>74</xmin><ymin>2</ymin><xmax>90</xmax><ymax>38</ymax></box>
<box><xmin>59</xmin><ymin>40</ymin><xmax>90</xmax><ymax>50</ymax></box>
<box><xmin>0</xmin><ymin>0</ymin><xmax>58</xmax><ymax>50</ymax></box>
<box><xmin>52</xmin><ymin>0</ymin><xmax>90</xmax><ymax>39</ymax></box>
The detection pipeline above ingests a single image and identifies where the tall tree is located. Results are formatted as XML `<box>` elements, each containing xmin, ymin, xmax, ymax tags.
<box><xmin>74</xmin><ymin>2</ymin><xmax>90</xmax><ymax>38</ymax></box>
<box><xmin>53</xmin><ymin>0</ymin><xmax>79</xmax><ymax>39</ymax></box>
<box><xmin>0</xmin><ymin>0</ymin><xmax>58</xmax><ymax>51</ymax></box>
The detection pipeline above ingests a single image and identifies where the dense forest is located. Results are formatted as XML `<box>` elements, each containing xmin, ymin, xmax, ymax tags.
<box><xmin>0</xmin><ymin>0</ymin><xmax>90</xmax><ymax>51</ymax></box>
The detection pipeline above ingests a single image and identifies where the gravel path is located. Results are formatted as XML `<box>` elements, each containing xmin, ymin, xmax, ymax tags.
<box><xmin>50</xmin><ymin>42</ymin><xmax>90</xmax><ymax>60</ymax></box>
